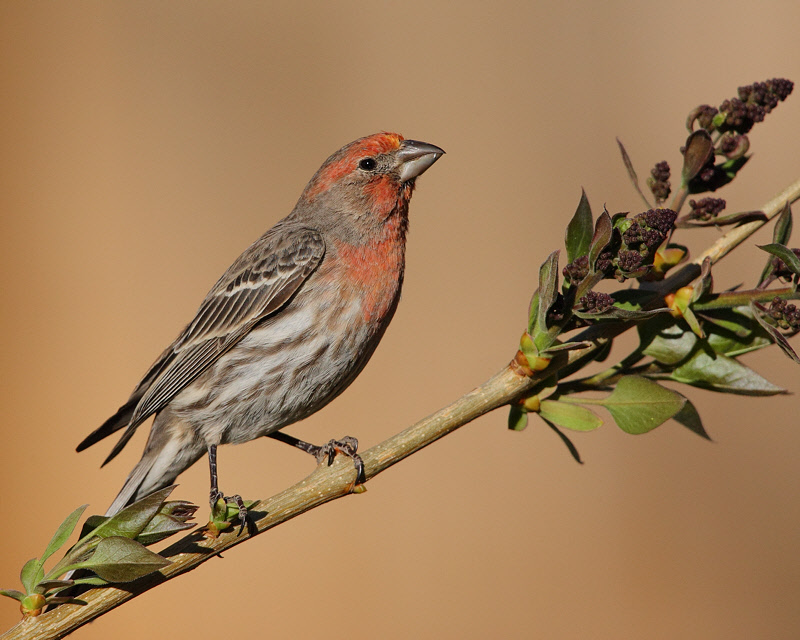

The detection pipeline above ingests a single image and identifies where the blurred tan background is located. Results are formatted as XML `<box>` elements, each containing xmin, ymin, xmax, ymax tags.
<box><xmin>2</xmin><ymin>2</ymin><xmax>800</xmax><ymax>638</ymax></box>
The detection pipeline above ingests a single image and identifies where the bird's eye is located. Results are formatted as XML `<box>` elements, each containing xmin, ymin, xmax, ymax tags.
<box><xmin>358</xmin><ymin>157</ymin><xmax>377</xmax><ymax>171</ymax></box>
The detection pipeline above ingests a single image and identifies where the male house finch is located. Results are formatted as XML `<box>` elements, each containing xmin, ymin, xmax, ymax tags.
<box><xmin>77</xmin><ymin>132</ymin><xmax>444</xmax><ymax>520</ymax></box>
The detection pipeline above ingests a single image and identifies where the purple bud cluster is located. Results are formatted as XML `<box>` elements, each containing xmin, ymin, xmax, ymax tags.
<box><xmin>579</xmin><ymin>291</ymin><xmax>614</xmax><ymax>313</ymax></box>
<box><xmin>768</xmin><ymin>297</ymin><xmax>800</xmax><ymax>333</ymax></box>
<box><xmin>687</xmin><ymin>198</ymin><xmax>726</xmax><ymax>221</ymax></box>
<box><xmin>648</xmin><ymin>161</ymin><xmax>671</xmax><ymax>202</ymax></box>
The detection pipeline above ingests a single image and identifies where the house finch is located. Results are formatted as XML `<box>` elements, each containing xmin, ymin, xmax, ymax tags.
<box><xmin>77</xmin><ymin>132</ymin><xmax>444</xmax><ymax>521</ymax></box>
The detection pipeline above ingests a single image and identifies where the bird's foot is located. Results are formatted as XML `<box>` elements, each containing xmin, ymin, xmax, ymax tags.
<box><xmin>312</xmin><ymin>436</ymin><xmax>366</xmax><ymax>484</ymax></box>
<box><xmin>268</xmin><ymin>432</ymin><xmax>367</xmax><ymax>488</ymax></box>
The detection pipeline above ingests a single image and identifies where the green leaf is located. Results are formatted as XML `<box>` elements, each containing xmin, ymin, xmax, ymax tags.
<box><xmin>536</xmin><ymin>252</ymin><xmax>560</xmax><ymax>331</ymax></box>
<box><xmin>700</xmin><ymin>306</ymin><xmax>758</xmax><ymax>336</ymax></box>
<box><xmin>539</xmin><ymin>399</ymin><xmax>603</xmax><ymax>431</ymax></box>
<box><xmin>135</xmin><ymin>514</ymin><xmax>196</xmax><ymax>546</ymax></box>
<box><xmin>774</xmin><ymin>202</ymin><xmax>793</xmax><ymax>245</ymax></box>
<box><xmin>677</xmin><ymin>211</ymin><xmax>767</xmax><ymax>228</ymax></box>
<box><xmin>70</xmin><ymin>536</ymin><xmax>170</xmax><ymax>583</ymax></box>
<box><xmin>670</xmin><ymin>350</ymin><xmax>785</xmax><ymax>395</ymax></box>
<box><xmin>527</xmin><ymin>290</ymin><xmax>540</xmax><ymax>334</ymax></box>
<box><xmin>20</xmin><ymin>558</ymin><xmax>43</xmax><ymax>595</ymax></box>
<box><xmin>508</xmin><ymin>405</ymin><xmax>528</xmax><ymax>431</ymax></box>
<box><xmin>588</xmin><ymin>211</ymin><xmax>612</xmax><ymax>272</ymax></box>
<box><xmin>760</xmin><ymin>202</ymin><xmax>793</xmax><ymax>285</ymax></box>
<box><xmin>573</xmin><ymin>306</ymin><xmax>669</xmax><ymax>321</ymax></box>
<box><xmin>671</xmin><ymin>396</ymin><xmax>712</xmax><ymax>440</ymax></box>
<box><xmin>691</xmin><ymin>258</ymin><xmax>713</xmax><ymax>303</ymax></box>
<box><xmin>85</xmin><ymin>486</ymin><xmax>176</xmax><ymax>541</ymax></box>
<box><xmin>36</xmin><ymin>580</ymin><xmax>75</xmax><ymax>594</ymax></box>
<box><xmin>565</xmin><ymin>189</ymin><xmax>594</xmax><ymax>263</ymax></box>
<box><xmin>72</xmin><ymin>576</ymin><xmax>108</xmax><ymax>587</ymax></box>
<box><xmin>749</xmin><ymin>301</ymin><xmax>800</xmax><ymax>365</ymax></box>
<box><xmin>0</xmin><ymin>589</ymin><xmax>26</xmax><ymax>602</ymax></box>
<box><xmin>704</xmin><ymin>307</ymin><xmax>772</xmax><ymax>357</ymax></box>
<box><xmin>681</xmin><ymin>130</ymin><xmax>714</xmax><ymax>183</ymax></box>
<box><xmin>541</xmin><ymin>340</ymin><xmax>593</xmax><ymax>354</ymax></box>
<box><xmin>41</xmin><ymin>505</ymin><xmax>88</xmax><ymax>566</ymax></box>
<box><xmin>640</xmin><ymin>316</ymin><xmax>698</xmax><ymax>365</ymax></box>
<box><xmin>758</xmin><ymin>243</ymin><xmax>800</xmax><ymax>276</ymax></box>
<box><xmin>533</xmin><ymin>251</ymin><xmax>560</xmax><ymax>351</ymax></box>
<box><xmin>590</xmin><ymin>376</ymin><xmax>685</xmax><ymax>435</ymax></box>
<box><xmin>540</xmin><ymin>417</ymin><xmax>583</xmax><ymax>463</ymax></box>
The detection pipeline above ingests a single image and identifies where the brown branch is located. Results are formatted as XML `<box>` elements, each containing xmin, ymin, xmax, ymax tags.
<box><xmin>3</xmin><ymin>177</ymin><xmax>800</xmax><ymax>640</ymax></box>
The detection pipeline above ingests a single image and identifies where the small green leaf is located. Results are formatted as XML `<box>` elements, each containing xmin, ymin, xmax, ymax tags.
<box><xmin>508</xmin><ymin>405</ymin><xmax>528</xmax><ymax>431</ymax></box>
<box><xmin>536</xmin><ymin>251</ymin><xmax>560</xmax><ymax>333</ymax></box>
<box><xmin>86</xmin><ymin>486</ymin><xmax>176</xmax><ymax>541</ymax></box>
<box><xmin>573</xmin><ymin>306</ymin><xmax>669</xmax><ymax>321</ymax></box>
<box><xmin>678</xmin><ymin>211</ymin><xmax>767</xmax><ymax>228</ymax></box>
<box><xmin>681</xmin><ymin>130</ymin><xmax>714</xmax><ymax>183</ymax></box>
<box><xmin>682</xmin><ymin>306</ymin><xmax>705</xmax><ymax>339</ymax></box>
<box><xmin>670</xmin><ymin>350</ymin><xmax>784</xmax><ymax>395</ymax></box>
<box><xmin>0</xmin><ymin>589</ymin><xmax>26</xmax><ymax>602</ymax></box>
<box><xmin>136</xmin><ymin>514</ymin><xmax>196</xmax><ymax>546</ymax></box>
<box><xmin>539</xmin><ymin>399</ymin><xmax>603</xmax><ymax>431</ymax></box>
<box><xmin>540</xmin><ymin>417</ymin><xmax>583</xmax><ymax>463</ymax></box>
<box><xmin>589</xmin><ymin>211</ymin><xmax>612</xmax><ymax>272</ymax></box>
<box><xmin>758</xmin><ymin>243</ymin><xmax>800</xmax><ymax>276</ymax></box>
<box><xmin>41</xmin><ymin>505</ymin><xmax>88</xmax><ymax>566</ymax></box>
<box><xmin>691</xmin><ymin>258</ymin><xmax>713</xmax><ymax>303</ymax></box>
<box><xmin>70</xmin><ymin>536</ymin><xmax>170</xmax><ymax>582</ymax></box>
<box><xmin>640</xmin><ymin>316</ymin><xmax>698</xmax><ymax>365</ymax></box>
<box><xmin>773</xmin><ymin>202</ymin><xmax>793</xmax><ymax>246</ymax></box>
<box><xmin>72</xmin><ymin>576</ymin><xmax>108</xmax><ymax>587</ymax></box>
<box><xmin>36</xmin><ymin>580</ymin><xmax>75</xmax><ymax>594</ymax></box>
<box><xmin>591</xmin><ymin>376</ymin><xmax>685</xmax><ymax>435</ymax></box>
<box><xmin>565</xmin><ymin>189</ymin><xmax>594</xmax><ymax>263</ymax></box>
<box><xmin>760</xmin><ymin>203</ymin><xmax>794</xmax><ymax>285</ymax></box>
<box><xmin>527</xmin><ymin>290</ymin><xmax>540</xmax><ymax>334</ymax></box>
<box><xmin>541</xmin><ymin>340</ymin><xmax>593</xmax><ymax>354</ymax></box>
<box><xmin>671</xmin><ymin>396</ymin><xmax>712</xmax><ymax>440</ymax></box>
<box><xmin>20</xmin><ymin>558</ymin><xmax>43</xmax><ymax>595</ymax></box>
<box><xmin>704</xmin><ymin>307</ymin><xmax>772</xmax><ymax>356</ymax></box>
<box><xmin>749</xmin><ymin>301</ymin><xmax>800</xmax><ymax>365</ymax></box>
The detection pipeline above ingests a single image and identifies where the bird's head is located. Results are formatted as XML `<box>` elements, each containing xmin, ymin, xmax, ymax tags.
<box><xmin>297</xmin><ymin>133</ymin><xmax>444</xmax><ymax>232</ymax></box>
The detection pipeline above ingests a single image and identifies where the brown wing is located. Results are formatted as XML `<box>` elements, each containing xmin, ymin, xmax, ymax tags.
<box><xmin>80</xmin><ymin>226</ymin><xmax>325</xmax><ymax>464</ymax></box>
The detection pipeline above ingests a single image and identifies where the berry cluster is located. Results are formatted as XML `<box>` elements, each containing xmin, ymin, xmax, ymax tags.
<box><xmin>687</xmin><ymin>197</ymin><xmax>726</xmax><ymax>221</ymax></box>
<box><xmin>768</xmin><ymin>297</ymin><xmax>800</xmax><ymax>334</ymax></box>
<box><xmin>648</xmin><ymin>161</ymin><xmax>671</xmax><ymax>202</ymax></box>
<box><xmin>718</xmin><ymin>79</ymin><xmax>794</xmax><ymax>134</ymax></box>
<box><xmin>595</xmin><ymin>209</ymin><xmax>678</xmax><ymax>281</ymax></box>
<box><xmin>579</xmin><ymin>291</ymin><xmax>614</xmax><ymax>313</ymax></box>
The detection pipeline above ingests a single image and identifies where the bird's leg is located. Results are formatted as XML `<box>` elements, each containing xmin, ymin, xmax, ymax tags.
<box><xmin>268</xmin><ymin>432</ymin><xmax>366</xmax><ymax>485</ymax></box>
<box><xmin>207</xmin><ymin>444</ymin><xmax>248</xmax><ymax>535</ymax></box>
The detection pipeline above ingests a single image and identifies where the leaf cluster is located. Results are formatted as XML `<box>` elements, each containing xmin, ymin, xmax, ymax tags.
<box><xmin>0</xmin><ymin>487</ymin><xmax>197</xmax><ymax>616</ymax></box>
<box><xmin>510</xmin><ymin>79</ymin><xmax>799</xmax><ymax>462</ymax></box>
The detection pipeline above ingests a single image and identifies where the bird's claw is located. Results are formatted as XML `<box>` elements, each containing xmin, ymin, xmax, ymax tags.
<box><xmin>313</xmin><ymin>436</ymin><xmax>366</xmax><ymax>485</ymax></box>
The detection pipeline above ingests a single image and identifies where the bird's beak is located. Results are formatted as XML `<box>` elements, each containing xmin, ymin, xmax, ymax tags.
<box><xmin>396</xmin><ymin>140</ymin><xmax>445</xmax><ymax>183</ymax></box>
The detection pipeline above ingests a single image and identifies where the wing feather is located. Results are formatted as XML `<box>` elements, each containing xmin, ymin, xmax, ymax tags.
<box><xmin>92</xmin><ymin>226</ymin><xmax>325</xmax><ymax>463</ymax></box>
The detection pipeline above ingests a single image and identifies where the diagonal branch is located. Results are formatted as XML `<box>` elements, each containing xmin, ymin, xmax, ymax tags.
<box><xmin>4</xmin><ymin>178</ymin><xmax>800</xmax><ymax>640</ymax></box>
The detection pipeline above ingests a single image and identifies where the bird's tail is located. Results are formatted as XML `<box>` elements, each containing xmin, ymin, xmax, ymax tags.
<box><xmin>104</xmin><ymin>426</ymin><xmax>205</xmax><ymax>516</ymax></box>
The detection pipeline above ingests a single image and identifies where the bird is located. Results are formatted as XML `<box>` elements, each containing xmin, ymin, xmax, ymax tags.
<box><xmin>77</xmin><ymin>132</ymin><xmax>444</xmax><ymax>523</ymax></box>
